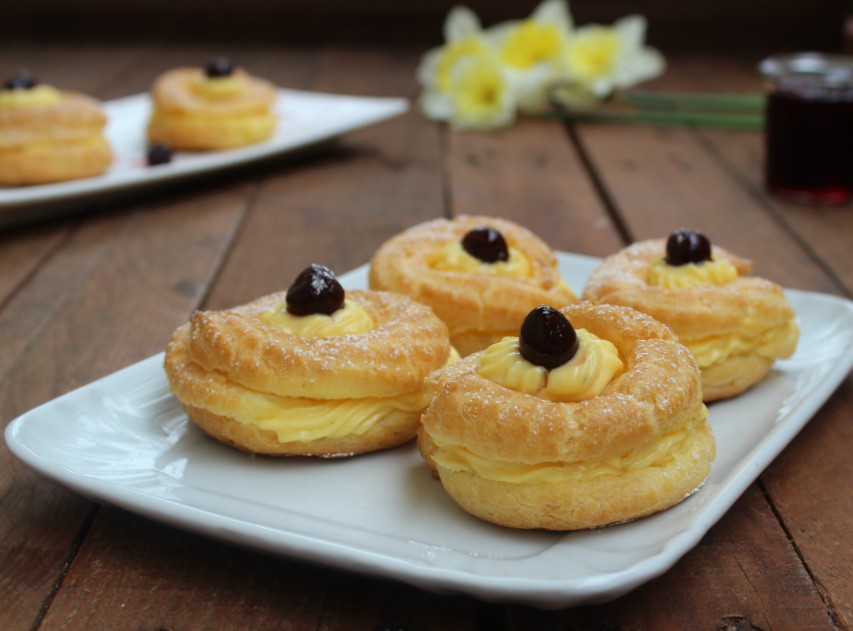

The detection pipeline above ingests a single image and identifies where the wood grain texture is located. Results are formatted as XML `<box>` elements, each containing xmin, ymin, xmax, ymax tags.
<box><xmin>507</xmin><ymin>486</ymin><xmax>835</xmax><ymax>631</ymax></box>
<box><xmin>761</xmin><ymin>377</ymin><xmax>853</xmax><ymax>630</ymax></box>
<box><xmin>0</xmin><ymin>169</ymin><xmax>251</xmax><ymax>631</ymax></box>
<box><xmin>446</xmin><ymin>118</ymin><xmax>624</xmax><ymax>258</ymax></box>
<box><xmin>39</xmin><ymin>508</ymin><xmax>478</xmax><ymax>631</ymax></box>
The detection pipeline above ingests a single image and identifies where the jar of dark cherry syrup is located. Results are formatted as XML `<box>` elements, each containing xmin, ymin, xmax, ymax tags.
<box><xmin>760</xmin><ymin>53</ymin><xmax>853</xmax><ymax>204</ymax></box>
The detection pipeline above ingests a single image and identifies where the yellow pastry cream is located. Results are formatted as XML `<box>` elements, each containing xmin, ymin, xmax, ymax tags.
<box><xmin>431</xmin><ymin>240</ymin><xmax>533</xmax><ymax>276</ymax></box>
<box><xmin>0</xmin><ymin>84</ymin><xmax>61</xmax><ymax>108</ymax></box>
<box><xmin>207</xmin><ymin>342</ymin><xmax>460</xmax><ymax>443</ymax></box>
<box><xmin>647</xmin><ymin>253</ymin><xmax>797</xmax><ymax>369</ymax></box>
<box><xmin>477</xmin><ymin>329</ymin><xmax>623</xmax><ymax>402</ymax></box>
<box><xmin>261</xmin><ymin>300</ymin><xmax>375</xmax><ymax>336</ymax></box>
<box><xmin>193</xmin><ymin>73</ymin><xmax>244</xmax><ymax>98</ymax></box>
<box><xmin>210</xmin><ymin>379</ymin><xmax>430</xmax><ymax>444</ymax></box>
<box><xmin>430</xmin><ymin>416</ymin><xmax>706</xmax><ymax>484</ymax></box>
<box><xmin>647</xmin><ymin>258</ymin><xmax>738</xmax><ymax>289</ymax></box>
<box><xmin>681</xmin><ymin>319</ymin><xmax>799</xmax><ymax>369</ymax></box>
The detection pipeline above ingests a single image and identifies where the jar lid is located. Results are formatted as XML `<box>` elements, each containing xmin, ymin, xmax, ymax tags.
<box><xmin>760</xmin><ymin>53</ymin><xmax>853</xmax><ymax>87</ymax></box>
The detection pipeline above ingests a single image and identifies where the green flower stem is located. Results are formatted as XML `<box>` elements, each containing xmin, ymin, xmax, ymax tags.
<box><xmin>552</xmin><ymin>108</ymin><xmax>764</xmax><ymax>130</ymax></box>
<box><xmin>548</xmin><ymin>87</ymin><xmax>765</xmax><ymax>130</ymax></box>
<box><xmin>620</xmin><ymin>90</ymin><xmax>765</xmax><ymax>113</ymax></box>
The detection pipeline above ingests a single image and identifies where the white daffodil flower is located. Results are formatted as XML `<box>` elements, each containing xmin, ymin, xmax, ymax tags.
<box><xmin>416</xmin><ymin>3</ymin><xmax>666</xmax><ymax>130</ymax></box>
<box><xmin>446</xmin><ymin>52</ymin><xmax>516</xmax><ymax>130</ymax></box>
<box><xmin>489</xmin><ymin>0</ymin><xmax>575</xmax><ymax>114</ymax></box>
<box><xmin>417</xmin><ymin>6</ymin><xmax>491</xmax><ymax>122</ymax></box>
<box><xmin>560</xmin><ymin>15</ymin><xmax>665</xmax><ymax>99</ymax></box>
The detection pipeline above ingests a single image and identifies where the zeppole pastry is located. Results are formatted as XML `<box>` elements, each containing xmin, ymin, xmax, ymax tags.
<box><xmin>164</xmin><ymin>264</ymin><xmax>456</xmax><ymax>457</ymax></box>
<box><xmin>0</xmin><ymin>70</ymin><xmax>112</xmax><ymax>186</ymax></box>
<box><xmin>147</xmin><ymin>56</ymin><xmax>277</xmax><ymax>151</ymax></box>
<box><xmin>419</xmin><ymin>302</ymin><xmax>714</xmax><ymax>530</ymax></box>
<box><xmin>582</xmin><ymin>229</ymin><xmax>799</xmax><ymax>401</ymax></box>
<box><xmin>369</xmin><ymin>215</ymin><xmax>577</xmax><ymax>356</ymax></box>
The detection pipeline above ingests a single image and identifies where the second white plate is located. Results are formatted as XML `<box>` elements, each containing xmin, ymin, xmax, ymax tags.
<box><xmin>0</xmin><ymin>89</ymin><xmax>408</xmax><ymax>224</ymax></box>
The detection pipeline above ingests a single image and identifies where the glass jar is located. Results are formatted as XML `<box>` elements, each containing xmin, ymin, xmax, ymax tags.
<box><xmin>760</xmin><ymin>53</ymin><xmax>853</xmax><ymax>204</ymax></box>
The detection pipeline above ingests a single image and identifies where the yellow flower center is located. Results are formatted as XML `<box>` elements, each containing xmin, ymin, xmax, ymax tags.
<box><xmin>452</xmin><ymin>59</ymin><xmax>507</xmax><ymax>118</ymax></box>
<box><xmin>436</xmin><ymin>37</ymin><xmax>488</xmax><ymax>93</ymax></box>
<box><xmin>501</xmin><ymin>21</ymin><xmax>564</xmax><ymax>69</ymax></box>
<box><xmin>566</xmin><ymin>27</ymin><xmax>621</xmax><ymax>80</ymax></box>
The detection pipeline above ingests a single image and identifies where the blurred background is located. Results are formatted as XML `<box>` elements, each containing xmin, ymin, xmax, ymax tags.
<box><xmin>4</xmin><ymin>0</ymin><xmax>850</xmax><ymax>54</ymax></box>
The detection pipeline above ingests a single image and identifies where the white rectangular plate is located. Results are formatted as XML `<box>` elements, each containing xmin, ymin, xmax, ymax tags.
<box><xmin>6</xmin><ymin>252</ymin><xmax>853</xmax><ymax>608</ymax></box>
<box><xmin>0</xmin><ymin>89</ymin><xmax>408</xmax><ymax>224</ymax></box>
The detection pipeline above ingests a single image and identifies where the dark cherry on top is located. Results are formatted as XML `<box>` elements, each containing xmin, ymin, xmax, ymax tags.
<box><xmin>205</xmin><ymin>56</ymin><xmax>234</xmax><ymax>78</ymax></box>
<box><xmin>286</xmin><ymin>264</ymin><xmax>345</xmax><ymax>316</ymax></box>
<box><xmin>519</xmin><ymin>305</ymin><xmax>579</xmax><ymax>370</ymax></box>
<box><xmin>4</xmin><ymin>70</ymin><xmax>37</xmax><ymax>90</ymax></box>
<box><xmin>665</xmin><ymin>229</ymin><xmax>712</xmax><ymax>266</ymax></box>
<box><xmin>461</xmin><ymin>227</ymin><xmax>509</xmax><ymax>263</ymax></box>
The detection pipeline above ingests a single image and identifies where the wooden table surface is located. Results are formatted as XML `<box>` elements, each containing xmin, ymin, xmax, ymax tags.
<box><xmin>2</xmin><ymin>42</ymin><xmax>852</xmax><ymax>631</ymax></box>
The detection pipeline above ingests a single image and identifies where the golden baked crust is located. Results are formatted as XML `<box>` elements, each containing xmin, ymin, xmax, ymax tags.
<box><xmin>147</xmin><ymin>67</ymin><xmax>277</xmax><ymax>150</ymax></box>
<box><xmin>368</xmin><ymin>215</ymin><xmax>577</xmax><ymax>356</ymax></box>
<box><xmin>164</xmin><ymin>289</ymin><xmax>453</xmax><ymax>456</ymax></box>
<box><xmin>0</xmin><ymin>91</ymin><xmax>111</xmax><ymax>185</ymax></box>
<box><xmin>419</xmin><ymin>301</ymin><xmax>715</xmax><ymax>530</ymax></box>
<box><xmin>582</xmin><ymin>239</ymin><xmax>799</xmax><ymax>400</ymax></box>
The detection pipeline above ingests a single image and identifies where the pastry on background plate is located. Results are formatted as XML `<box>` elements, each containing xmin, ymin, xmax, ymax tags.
<box><xmin>582</xmin><ymin>229</ymin><xmax>799</xmax><ymax>401</ymax></box>
<box><xmin>419</xmin><ymin>302</ymin><xmax>714</xmax><ymax>530</ymax></box>
<box><xmin>147</xmin><ymin>56</ymin><xmax>277</xmax><ymax>151</ymax></box>
<box><xmin>369</xmin><ymin>215</ymin><xmax>578</xmax><ymax>356</ymax></box>
<box><xmin>164</xmin><ymin>264</ymin><xmax>456</xmax><ymax>457</ymax></box>
<box><xmin>0</xmin><ymin>70</ymin><xmax>112</xmax><ymax>186</ymax></box>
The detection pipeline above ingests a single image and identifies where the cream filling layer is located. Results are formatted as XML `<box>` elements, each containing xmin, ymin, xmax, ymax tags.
<box><xmin>430</xmin><ymin>419</ymin><xmax>704</xmax><ymax>484</ymax></box>
<box><xmin>430</xmin><ymin>240</ymin><xmax>533</xmax><ymax>276</ymax></box>
<box><xmin>0</xmin><ymin>85</ymin><xmax>61</xmax><ymax>108</ymax></box>
<box><xmin>477</xmin><ymin>330</ymin><xmax>623</xmax><ymax>402</ymax></box>
<box><xmin>0</xmin><ymin>134</ymin><xmax>106</xmax><ymax>154</ymax></box>
<box><xmin>648</xmin><ymin>258</ymin><xmax>738</xmax><ymax>288</ymax></box>
<box><xmin>260</xmin><ymin>300</ymin><xmax>375</xmax><ymax>336</ymax></box>
<box><xmin>684</xmin><ymin>318</ymin><xmax>799</xmax><ymax>368</ymax></box>
<box><xmin>228</xmin><ymin>390</ymin><xmax>430</xmax><ymax>443</ymax></box>
<box><xmin>149</xmin><ymin>110</ymin><xmax>275</xmax><ymax>135</ymax></box>
<box><xmin>193</xmin><ymin>74</ymin><xmax>245</xmax><ymax>97</ymax></box>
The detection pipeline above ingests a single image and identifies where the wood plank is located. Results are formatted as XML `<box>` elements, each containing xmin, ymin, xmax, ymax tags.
<box><xmin>761</xmin><ymin>377</ymin><xmax>853</xmax><ymax>629</ymax></box>
<box><xmin>0</xmin><ymin>187</ymin><xmax>250</xmax><ymax>631</ymax></box>
<box><xmin>446</xmin><ymin>118</ymin><xmax>624</xmax><ymax>259</ymax></box>
<box><xmin>0</xmin><ymin>223</ymin><xmax>68</xmax><ymax>305</ymax></box>
<box><xmin>507</xmin><ymin>485</ymin><xmax>835</xmax><ymax>630</ymax></box>
<box><xmin>39</xmin><ymin>507</ymin><xmax>478</xmax><ymax>631</ymax></box>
